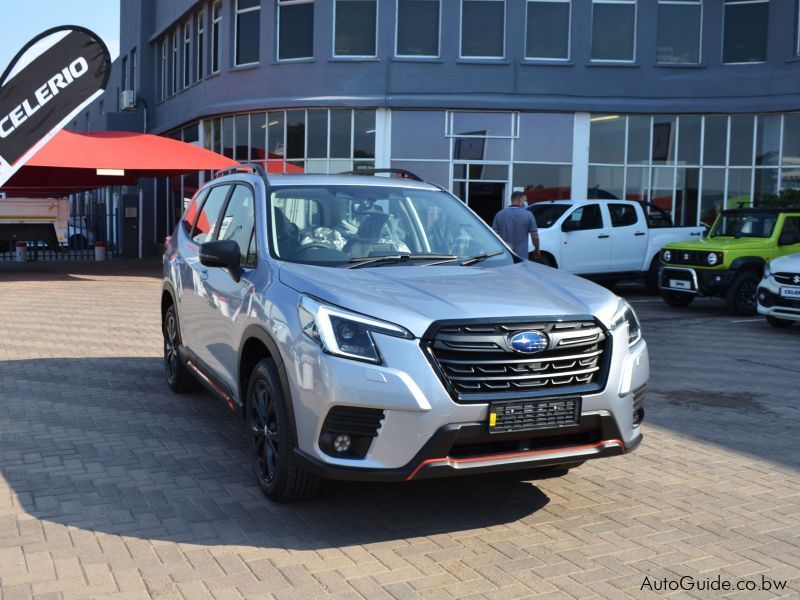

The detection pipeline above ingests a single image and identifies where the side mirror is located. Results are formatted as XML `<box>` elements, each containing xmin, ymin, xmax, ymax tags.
<box><xmin>200</xmin><ymin>240</ymin><xmax>241</xmax><ymax>280</ymax></box>
<box><xmin>562</xmin><ymin>220</ymin><xmax>579</xmax><ymax>233</ymax></box>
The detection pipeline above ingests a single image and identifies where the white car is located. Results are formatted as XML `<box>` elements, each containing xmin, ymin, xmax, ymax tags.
<box><xmin>528</xmin><ymin>200</ymin><xmax>705</xmax><ymax>290</ymax></box>
<box><xmin>757</xmin><ymin>253</ymin><xmax>800</xmax><ymax>327</ymax></box>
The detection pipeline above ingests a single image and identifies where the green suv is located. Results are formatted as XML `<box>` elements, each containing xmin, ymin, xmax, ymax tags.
<box><xmin>659</xmin><ymin>208</ymin><xmax>800</xmax><ymax>315</ymax></box>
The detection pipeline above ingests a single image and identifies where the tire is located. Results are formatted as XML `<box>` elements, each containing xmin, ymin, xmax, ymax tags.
<box><xmin>68</xmin><ymin>234</ymin><xmax>88</xmax><ymax>250</ymax></box>
<box><xmin>246</xmin><ymin>359</ymin><xmax>321</xmax><ymax>502</ymax></box>
<box><xmin>531</xmin><ymin>253</ymin><xmax>556</xmax><ymax>268</ymax></box>
<box><xmin>726</xmin><ymin>271</ymin><xmax>760</xmax><ymax>316</ymax></box>
<box><xmin>660</xmin><ymin>290</ymin><xmax>694</xmax><ymax>308</ymax></box>
<box><xmin>645</xmin><ymin>257</ymin><xmax>660</xmax><ymax>294</ymax></box>
<box><xmin>163</xmin><ymin>304</ymin><xmax>199</xmax><ymax>393</ymax></box>
<box><xmin>766</xmin><ymin>315</ymin><xmax>794</xmax><ymax>328</ymax></box>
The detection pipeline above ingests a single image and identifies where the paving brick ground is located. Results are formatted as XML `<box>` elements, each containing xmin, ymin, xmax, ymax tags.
<box><xmin>1</xmin><ymin>260</ymin><xmax>798</xmax><ymax>599</ymax></box>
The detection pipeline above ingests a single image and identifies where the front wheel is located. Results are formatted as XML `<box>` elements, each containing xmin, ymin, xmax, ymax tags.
<box><xmin>726</xmin><ymin>272</ymin><xmax>760</xmax><ymax>316</ymax></box>
<box><xmin>68</xmin><ymin>234</ymin><xmax>88</xmax><ymax>250</ymax></box>
<box><xmin>246</xmin><ymin>359</ymin><xmax>321</xmax><ymax>502</ymax></box>
<box><xmin>766</xmin><ymin>315</ymin><xmax>794</xmax><ymax>329</ymax></box>
<box><xmin>661</xmin><ymin>290</ymin><xmax>694</xmax><ymax>308</ymax></box>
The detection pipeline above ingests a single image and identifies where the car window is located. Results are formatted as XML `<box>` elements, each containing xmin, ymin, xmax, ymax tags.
<box><xmin>609</xmin><ymin>203</ymin><xmax>638</xmax><ymax>227</ymax></box>
<box><xmin>779</xmin><ymin>216</ymin><xmax>800</xmax><ymax>245</ymax></box>
<box><xmin>565</xmin><ymin>204</ymin><xmax>603</xmax><ymax>231</ymax></box>
<box><xmin>181</xmin><ymin>188</ymin><xmax>209</xmax><ymax>235</ymax></box>
<box><xmin>191</xmin><ymin>185</ymin><xmax>230</xmax><ymax>244</ymax></box>
<box><xmin>216</xmin><ymin>184</ymin><xmax>257</xmax><ymax>267</ymax></box>
<box><xmin>529</xmin><ymin>204</ymin><xmax>569</xmax><ymax>228</ymax></box>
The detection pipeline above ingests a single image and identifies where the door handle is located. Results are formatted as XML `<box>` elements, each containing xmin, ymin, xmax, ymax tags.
<box><xmin>690</xmin><ymin>232</ymin><xmax>701</xmax><ymax>236</ymax></box>
<box><xmin>199</xmin><ymin>269</ymin><xmax>208</xmax><ymax>281</ymax></box>
<box><xmin>634</xmin><ymin>232</ymin><xmax>646</xmax><ymax>236</ymax></box>
<box><xmin>598</xmin><ymin>234</ymin><xmax>610</xmax><ymax>239</ymax></box>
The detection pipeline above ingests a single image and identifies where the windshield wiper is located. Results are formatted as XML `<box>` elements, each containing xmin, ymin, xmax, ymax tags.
<box><xmin>429</xmin><ymin>249</ymin><xmax>505</xmax><ymax>267</ymax></box>
<box><xmin>343</xmin><ymin>254</ymin><xmax>457</xmax><ymax>268</ymax></box>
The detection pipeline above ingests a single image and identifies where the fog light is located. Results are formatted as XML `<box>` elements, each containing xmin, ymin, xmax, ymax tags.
<box><xmin>333</xmin><ymin>434</ymin><xmax>352</xmax><ymax>454</ymax></box>
<box><xmin>758</xmin><ymin>292</ymin><xmax>766</xmax><ymax>302</ymax></box>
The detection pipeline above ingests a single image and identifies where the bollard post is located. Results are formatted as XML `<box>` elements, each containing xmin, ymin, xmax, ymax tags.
<box><xmin>94</xmin><ymin>241</ymin><xmax>107</xmax><ymax>261</ymax></box>
<box><xmin>15</xmin><ymin>241</ymin><xmax>27</xmax><ymax>263</ymax></box>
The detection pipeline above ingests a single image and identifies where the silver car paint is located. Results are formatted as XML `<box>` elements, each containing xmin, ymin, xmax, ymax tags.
<box><xmin>164</xmin><ymin>173</ymin><xmax>649</xmax><ymax>471</ymax></box>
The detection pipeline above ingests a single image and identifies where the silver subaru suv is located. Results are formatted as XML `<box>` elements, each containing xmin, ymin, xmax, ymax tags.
<box><xmin>161</xmin><ymin>167</ymin><xmax>648</xmax><ymax>502</ymax></box>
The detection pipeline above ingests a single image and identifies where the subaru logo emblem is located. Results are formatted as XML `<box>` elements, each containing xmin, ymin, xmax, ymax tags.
<box><xmin>508</xmin><ymin>331</ymin><xmax>548</xmax><ymax>354</ymax></box>
<box><xmin>794</xmin><ymin>275</ymin><xmax>800</xmax><ymax>285</ymax></box>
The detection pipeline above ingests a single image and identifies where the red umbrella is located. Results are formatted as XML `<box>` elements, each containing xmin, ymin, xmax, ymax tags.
<box><xmin>0</xmin><ymin>130</ymin><xmax>239</xmax><ymax>194</ymax></box>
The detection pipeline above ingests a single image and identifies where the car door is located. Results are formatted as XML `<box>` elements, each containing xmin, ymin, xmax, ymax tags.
<box><xmin>608</xmin><ymin>203</ymin><xmax>648</xmax><ymax>271</ymax></box>
<box><xmin>180</xmin><ymin>183</ymin><xmax>233</xmax><ymax>369</ymax></box>
<box><xmin>559</xmin><ymin>203</ymin><xmax>612</xmax><ymax>273</ymax></box>
<box><xmin>200</xmin><ymin>183</ymin><xmax>259</xmax><ymax>390</ymax></box>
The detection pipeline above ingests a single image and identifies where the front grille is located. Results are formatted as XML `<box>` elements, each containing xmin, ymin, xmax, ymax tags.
<box><xmin>774</xmin><ymin>272</ymin><xmax>800</xmax><ymax>286</ymax></box>
<box><xmin>777</xmin><ymin>296</ymin><xmax>800</xmax><ymax>309</ymax></box>
<box><xmin>665</xmin><ymin>250</ymin><xmax>707</xmax><ymax>266</ymax></box>
<box><xmin>491</xmin><ymin>397</ymin><xmax>580</xmax><ymax>433</ymax></box>
<box><xmin>425</xmin><ymin>320</ymin><xmax>609</xmax><ymax>401</ymax></box>
<box><xmin>321</xmin><ymin>406</ymin><xmax>385</xmax><ymax>437</ymax></box>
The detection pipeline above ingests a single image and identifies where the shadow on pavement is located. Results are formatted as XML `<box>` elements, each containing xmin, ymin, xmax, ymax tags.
<box><xmin>0</xmin><ymin>357</ymin><xmax>550</xmax><ymax>549</ymax></box>
<box><xmin>0</xmin><ymin>258</ymin><xmax>162</xmax><ymax>282</ymax></box>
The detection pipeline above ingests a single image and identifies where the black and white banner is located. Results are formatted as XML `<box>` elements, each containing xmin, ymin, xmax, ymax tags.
<box><xmin>0</xmin><ymin>26</ymin><xmax>110</xmax><ymax>187</ymax></box>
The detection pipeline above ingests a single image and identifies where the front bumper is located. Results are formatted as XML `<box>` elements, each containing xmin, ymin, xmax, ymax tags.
<box><xmin>757</xmin><ymin>281</ymin><xmax>800</xmax><ymax>321</ymax></box>
<box><xmin>288</xmin><ymin>318</ymin><xmax>648</xmax><ymax>478</ymax></box>
<box><xmin>659</xmin><ymin>266</ymin><xmax>735</xmax><ymax>296</ymax></box>
<box><xmin>295</xmin><ymin>412</ymin><xmax>641</xmax><ymax>481</ymax></box>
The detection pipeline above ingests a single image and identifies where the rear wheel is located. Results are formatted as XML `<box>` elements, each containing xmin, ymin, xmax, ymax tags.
<box><xmin>246</xmin><ymin>359</ymin><xmax>321</xmax><ymax>502</ymax></box>
<box><xmin>766</xmin><ymin>315</ymin><xmax>794</xmax><ymax>328</ymax></box>
<box><xmin>163</xmin><ymin>305</ymin><xmax>199</xmax><ymax>393</ymax></box>
<box><xmin>68</xmin><ymin>234</ymin><xmax>88</xmax><ymax>250</ymax></box>
<box><xmin>660</xmin><ymin>290</ymin><xmax>694</xmax><ymax>308</ymax></box>
<box><xmin>726</xmin><ymin>271</ymin><xmax>760</xmax><ymax>316</ymax></box>
<box><xmin>645</xmin><ymin>257</ymin><xmax>660</xmax><ymax>294</ymax></box>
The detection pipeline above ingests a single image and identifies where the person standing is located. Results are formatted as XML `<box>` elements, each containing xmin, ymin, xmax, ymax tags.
<box><xmin>492</xmin><ymin>191</ymin><xmax>540</xmax><ymax>260</ymax></box>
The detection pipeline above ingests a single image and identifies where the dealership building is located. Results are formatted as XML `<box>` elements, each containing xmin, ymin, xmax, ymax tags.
<box><xmin>79</xmin><ymin>0</ymin><xmax>800</xmax><ymax>255</ymax></box>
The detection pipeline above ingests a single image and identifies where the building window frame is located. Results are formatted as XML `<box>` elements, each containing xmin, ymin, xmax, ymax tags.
<box><xmin>656</xmin><ymin>0</ymin><xmax>703</xmax><ymax>65</ymax></box>
<box><xmin>130</xmin><ymin>48</ymin><xmax>137</xmax><ymax>96</ymax></box>
<box><xmin>160</xmin><ymin>40</ymin><xmax>168</xmax><ymax>100</ymax></box>
<box><xmin>524</xmin><ymin>0</ymin><xmax>572</xmax><ymax>62</ymax></box>
<box><xmin>590</xmin><ymin>0</ymin><xmax>638</xmax><ymax>64</ymax></box>
<box><xmin>121</xmin><ymin>55</ymin><xmax>128</xmax><ymax>92</ymax></box>
<box><xmin>183</xmin><ymin>19</ymin><xmax>192</xmax><ymax>88</ymax></box>
<box><xmin>395</xmin><ymin>0</ymin><xmax>441</xmax><ymax>58</ymax></box>
<box><xmin>460</xmin><ymin>0</ymin><xmax>507</xmax><ymax>60</ymax></box>
<box><xmin>196</xmin><ymin>9</ymin><xmax>205</xmax><ymax>80</ymax></box>
<box><xmin>171</xmin><ymin>30</ymin><xmax>179</xmax><ymax>95</ymax></box>
<box><xmin>235</xmin><ymin>0</ymin><xmax>262</xmax><ymax>67</ymax></box>
<box><xmin>211</xmin><ymin>0</ymin><xmax>222</xmax><ymax>73</ymax></box>
<box><xmin>277</xmin><ymin>0</ymin><xmax>315</xmax><ymax>61</ymax></box>
<box><xmin>333</xmin><ymin>0</ymin><xmax>379</xmax><ymax>58</ymax></box>
<box><xmin>722</xmin><ymin>0</ymin><xmax>769</xmax><ymax>65</ymax></box>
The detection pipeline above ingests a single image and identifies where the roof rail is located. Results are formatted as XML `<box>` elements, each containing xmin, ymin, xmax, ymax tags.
<box><xmin>339</xmin><ymin>167</ymin><xmax>423</xmax><ymax>181</ymax></box>
<box><xmin>215</xmin><ymin>164</ymin><xmax>269</xmax><ymax>182</ymax></box>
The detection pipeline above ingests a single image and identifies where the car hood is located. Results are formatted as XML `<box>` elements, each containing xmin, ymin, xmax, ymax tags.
<box><xmin>278</xmin><ymin>261</ymin><xmax>619</xmax><ymax>337</ymax></box>
<box><xmin>663</xmin><ymin>237</ymin><xmax>770</xmax><ymax>252</ymax></box>
<box><xmin>769</xmin><ymin>252</ymin><xmax>800</xmax><ymax>271</ymax></box>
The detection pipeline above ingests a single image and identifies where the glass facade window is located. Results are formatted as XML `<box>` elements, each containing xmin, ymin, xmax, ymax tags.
<box><xmin>525</xmin><ymin>0</ymin><xmax>570</xmax><ymax>60</ymax></box>
<box><xmin>723</xmin><ymin>0</ymin><xmax>768</xmax><ymax>64</ymax></box>
<box><xmin>397</xmin><ymin>0</ymin><xmax>440</xmax><ymax>57</ymax></box>
<box><xmin>334</xmin><ymin>0</ymin><xmax>378</xmax><ymax>57</ymax></box>
<box><xmin>160</xmin><ymin>41</ymin><xmax>167</xmax><ymax>100</ymax></box>
<box><xmin>591</xmin><ymin>0</ymin><xmax>636</xmax><ymax>62</ymax></box>
<box><xmin>278</xmin><ymin>0</ymin><xmax>314</xmax><ymax>60</ymax></box>
<box><xmin>589</xmin><ymin>115</ymin><xmax>626</xmax><ymax>164</ymax></box>
<box><xmin>130</xmin><ymin>48</ymin><xmax>137</xmax><ymax>96</ymax></box>
<box><xmin>249</xmin><ymin>113</ymin><xmax>266</xmax><ymax>161</ymax></box>
<box><xmin>171</xmin><ymin>31</ymin><xmax>178</xmax><ymax>95</ymax></box>
<box><xmin>235</xmin><ymin>0</ymin><xmax>261</xmax><ymax>66</ymax></box>
<box><xmin>211</xmin><ymin>1</ymin><xmax>222</xmax><ymax>73</ymax></box>
<box><xmin>183</xmin><ymin>20</ymin><xmax>191</xmax><ymax>88</ymax></box>
<box><xmin>461</xmin><ymin>0</ymin><xmax>505</xmax><ymax>58</ymax></box>
<box><xmin>657</xmin><ymin>0</ymin><xmax>701</xmax><ymax>64</ymax></box>
<box><xmin>196</xmin><ymin>10</ymin><xmax>205</xmax><ymax>79</ymax></box>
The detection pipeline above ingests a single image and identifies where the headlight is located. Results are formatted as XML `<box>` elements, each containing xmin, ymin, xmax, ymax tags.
<box><xmin>763</xmin><ymin>262</ymin><xmax>772</xmax><ymax>280</ymax></box>
<box><xmin>662</xmin><ymin>249</ymin><xmax>671</xmax><ymax>263</ymax></box>
<box><xmin>706</xmin><ymin>252</ymin><xmax>718</xmax><ymax>266</ymax></box>
<box><xmin>611</xmin><ymin>299</ymin><xmax>642</xmax><ymax>346</ymax></box>
<box><xmin>298</xmin><ymin>295</ymin><xmax>413</xmax><ymax>363</ymax></box>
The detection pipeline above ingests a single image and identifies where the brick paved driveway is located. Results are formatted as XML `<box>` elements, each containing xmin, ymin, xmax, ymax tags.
<box><xmin>1</xmin><ymin>261</ymin><xmax>798</xmax><ymax>599</ymax></box>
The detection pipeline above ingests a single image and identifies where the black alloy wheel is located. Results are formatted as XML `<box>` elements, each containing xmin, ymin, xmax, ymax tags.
<box><xmin>162</xmin><ymin>305</ymin><xmax>198</xmax><ymax>392</ymax></box>
<box><xmin>727</xmin><ymin>272</ymin><xmax>760</xmax><ymax>316</ymax></box>
<box><xmin>245</xmin><ymin>359</ymin><xmax>321</xmax><ymax>502</ymax></box>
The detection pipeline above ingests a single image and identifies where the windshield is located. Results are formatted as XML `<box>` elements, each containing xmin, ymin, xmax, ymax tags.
<box><xmin>529</xmin><ymin>204</ymin><xmax>570</xmax><ymax>228</ymax></box>
<box><xmin>268</xmin><ymin>185</ymin><xmax>513</xmax><ymax>267</ymax></box>
<box><xmin>709</xmin><ymin>211</ymin><xmax>777</xmax><ymax>239</ymax></box>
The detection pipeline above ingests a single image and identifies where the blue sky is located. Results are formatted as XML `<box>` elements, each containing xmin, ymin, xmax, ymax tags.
<box><xmin>0</xmin><ymin>0</ymin><xmax>120</xmax><ymax>75</ymax></box>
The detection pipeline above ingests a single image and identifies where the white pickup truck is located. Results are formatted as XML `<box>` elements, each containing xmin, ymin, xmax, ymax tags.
<box><xmin>527</xmin><ymin>199</ymin><xmax>705</xmax><ymax>290</ymax></box>
<box><xmin>0</xmin><ymin>197</ymin><xmax>69</xmax><ymax>253</ymax></box>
